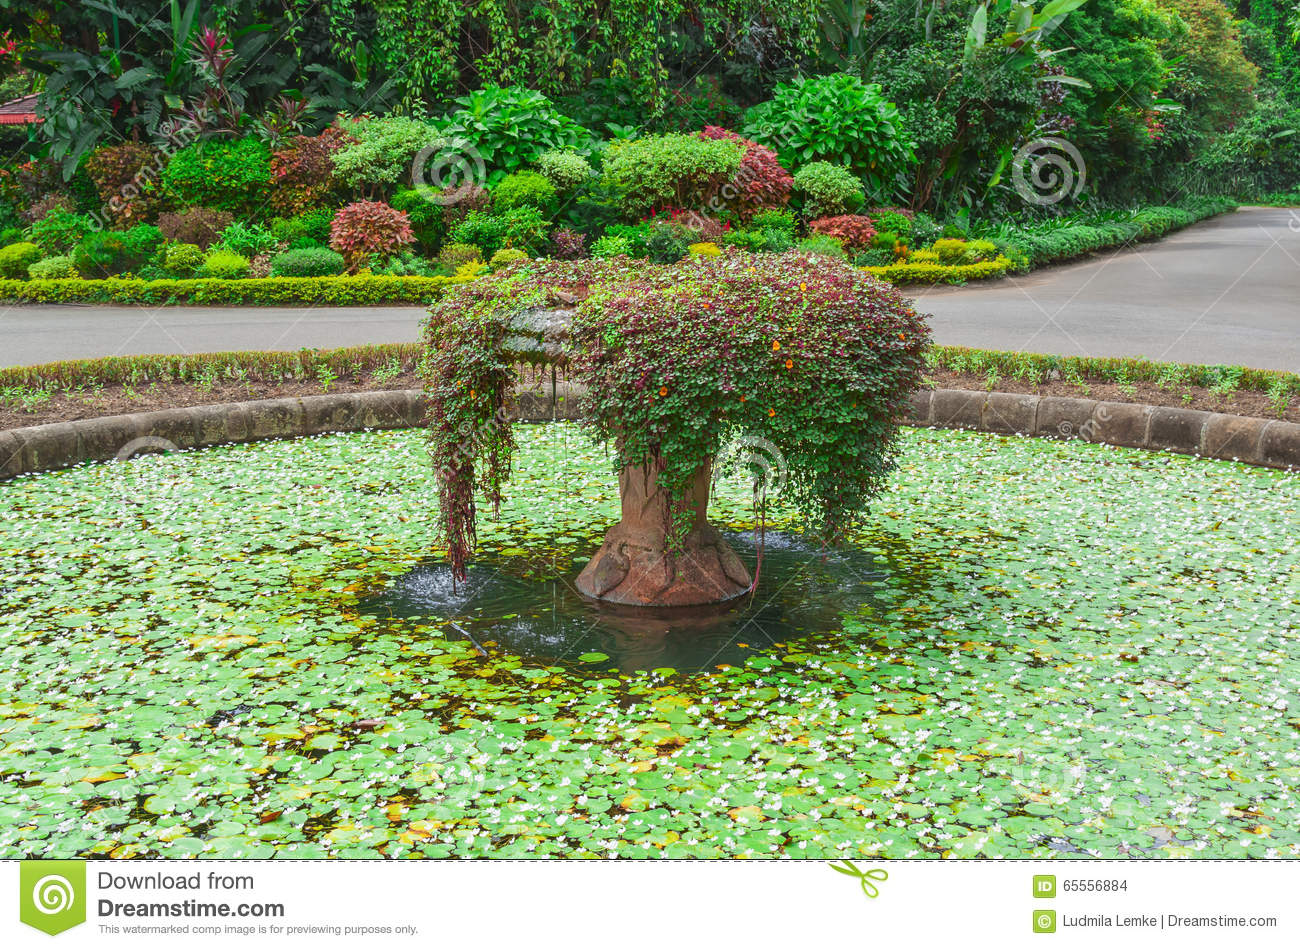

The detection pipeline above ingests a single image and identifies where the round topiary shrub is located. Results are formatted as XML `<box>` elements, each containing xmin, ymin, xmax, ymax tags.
<box><xmin>198</xmin><ymin>248</ymin><xmax>251</xmax><ymax>279</ymax></box>
<box><xmin>0</xmin><ymin>242</ymin><xmax>44</xmax><ymax>279</ymax></box>
<box><xmin>329</xmin><ymin>200</ymin><xmax>414</xmax><ymax>271</ymax></box>
<box><xmin>28</xmin><ymin>255</ymin><xmax>79</xmax><ymax>279</ymax></box>
<box><xmin>421</xmin><ymin>252</ymin><xmax>930</xmax><ymax>583</ymax></box>
<box><xmin>269</xmin><ymin>247</ymin><xmax>347</xmax><ymax>277</ymax></box>
<box><xmin>600</xmin><ymin>133</ymin><xmax>743</xmax><ymax>217</ymax></box>
<box><xmin>489</xmin><ymin>247</ymin><xmax>528</xmax><ymax>268</ymax></box>
<box><xmin>535</xmin><ymin>149</ymin><xmax>593</xmax><ymax>192</ymax></box>
<box><xmin>792</xmin><ymin>162</ymin><xmax>865</xmax><ymax>219</ymax></box>
<box><xmin>491</xmin><ymin>171</ymin><xmax>558</xmax><ymax>214</ymax></box>
<box><xmin>162</xmin><ymin>242</ymin><xmax>206</xmax><ymax>277</ymax></box>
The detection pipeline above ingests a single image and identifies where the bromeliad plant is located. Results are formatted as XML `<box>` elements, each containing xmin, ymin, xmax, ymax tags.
<box><xmin>421</xmin><ymin>252</ymin><xmax>930</xmax><ymax>581</ymax></box>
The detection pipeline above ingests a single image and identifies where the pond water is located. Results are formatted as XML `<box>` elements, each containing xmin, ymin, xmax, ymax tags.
<box><xmin>361</xmin><ymin>531</ymin><xmax>892</xmax><ymax>673</ymax></box>
<box><xmin>1</xmin><ymin>424</ymin><xmax>1297</xmax><ymax>859</ymax></box>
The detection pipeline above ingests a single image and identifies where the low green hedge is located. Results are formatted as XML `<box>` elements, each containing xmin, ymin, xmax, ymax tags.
<box><xmin>863</xmin><ymin>256</ymin><xmax>1013</xmax><ymax>284</ymax></box>
<box><xmin>0</xmin><ymin>274</ymin><xmax>474</xmax><ymax>306</ymax></box>
<box><xmin>998</xmin><ymin>198</ymin><xmax>1237</xmax><ymax>270</ymax></box>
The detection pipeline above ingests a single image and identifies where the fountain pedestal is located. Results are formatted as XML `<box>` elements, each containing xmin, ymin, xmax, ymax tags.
<box><xmin>576</xmin><ymin>461</ymin><xmax>752</xmax><ymax>607</ymax></box>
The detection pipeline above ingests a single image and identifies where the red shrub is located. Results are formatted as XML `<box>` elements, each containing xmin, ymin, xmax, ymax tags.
<box><xmin>329</xmin><ymin>200</ymin><xmax>415</xmax><ymax>270</ymax></box>
<box><xmin>270</xmin><ymin>125</ymin><xmax>351</xmax><ymax>216</ymax></box>
<box><xmin>809</xmin><ymin>214</ymin><xmax>877</xmax><ymax>250</ymax></box>
<box><xmin>157</xmin><ymin>207</ymin><xmax>234</xmax><ymax>249</ymax></box>
<box><xmin>84</xmin><ymin>143</ymin><xmax>165</xmax><ymax>225</ymax></box>
<box><xmin>698</xmin><ymin>126</ymin><xmax>792</xmax><ymax>219</ymax></box>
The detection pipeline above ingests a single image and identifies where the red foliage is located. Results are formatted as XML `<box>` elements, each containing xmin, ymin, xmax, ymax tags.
<box><xmin>551</xmin><ymin>228</ymin><xmax>588</xmax><ymax>259</ymax></box>
<box><xmin>157</xmin><ymin>207</ymin><xmax>234</xmax><ymax>249</ymax></box>
<box><xmin>809</xmin><ymin>214</ymin><xmax>878</xmax><ymax>250</ymax></box>
<box><xmin>329</xmin><ymin>200</ymin><xmax>415</xmax><ymax>270</ymax></box>
<box><xmin>270</xmin><ymin>125</ymin><xmax>352</xmax><ymax>216</ymax></box>
<box><xmin>697</xmin><ymin>126</ymin><xmax>792</xmax><ymax>219</ymax></box>
<box><xmin>84</xmin><ymin>143</ymin><xmax>165</xmax><ymax>225</ymax></box>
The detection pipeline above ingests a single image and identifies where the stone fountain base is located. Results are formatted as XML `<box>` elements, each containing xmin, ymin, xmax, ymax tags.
<box><xmin>576</xmin><ymin>461</ymin><xmax>752</xmax><ymax>607</ymax></box>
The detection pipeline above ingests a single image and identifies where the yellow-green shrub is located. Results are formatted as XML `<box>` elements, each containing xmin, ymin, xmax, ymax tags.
<box><xmin>0</xmin><ymin>274</ymin><xmax>477</xmax><ymax>306</ymax></box>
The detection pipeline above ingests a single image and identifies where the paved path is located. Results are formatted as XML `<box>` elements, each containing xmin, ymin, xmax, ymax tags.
<box><xmin>2</xmin><ymin>207</ymin><xmax>1297</xmax><ymax>371</ymax></box>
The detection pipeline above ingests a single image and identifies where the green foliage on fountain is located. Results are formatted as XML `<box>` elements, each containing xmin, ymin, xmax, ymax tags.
<box><xmin>421</xmin><ymin>252</ymin><xmax>930</xmax><ymax>580</ymax></box>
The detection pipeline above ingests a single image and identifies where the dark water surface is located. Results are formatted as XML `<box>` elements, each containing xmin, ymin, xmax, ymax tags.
<box><xmin>360</xmin><ymin>532</ymin><xmax>891</xmax><ymax>672</ymax></box>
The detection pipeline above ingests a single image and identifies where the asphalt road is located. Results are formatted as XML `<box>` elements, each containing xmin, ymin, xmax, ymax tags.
<box><xmin>3</xmin><ymin>206</ymin><xmax>1297</xmax><ymax>371</ymax></box>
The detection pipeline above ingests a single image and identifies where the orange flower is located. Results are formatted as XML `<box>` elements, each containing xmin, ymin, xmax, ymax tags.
<box><xmin>739</xmin><ymin>395</ymin><xmax>746</xmax><ymax>402</ymax></box>
<box><xmin>784</xmin><ymin>359</ymin><xmax>793</xmax><ymax>369</ymax></box>
<box><xmin>799</xmin><ymin>282</ymin><xmax>807</xmax><ymax>291</ymax></box>
<box><xmin>658</xmin><ymin>386</ymin><xmax>668</xmax><ymax>397</ymax></box>
<box><xmin>898</xmin><ymin>333</ymin><xmax>906</xmax><ymax>340</ymax></box>
<box><xmin>772</xmin><ymin>341</ymin><xmax>781</xmax><ymax>352</ymax></box>
<box><xmin>768</xmin><ymin>408</ymin><xmax>776</xmax><ymax>417</ymax></box>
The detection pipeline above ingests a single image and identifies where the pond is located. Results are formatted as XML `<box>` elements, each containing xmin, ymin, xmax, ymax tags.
<box><xmin>0</xmin><ymin>424</ymin><xmax>1296</xmax><ymax>858</ymax></box>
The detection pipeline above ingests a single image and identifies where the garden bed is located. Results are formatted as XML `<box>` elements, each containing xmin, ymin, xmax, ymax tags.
<box><xmin>4</xmin><ymin>344</ymin><xmax>1297</xmax><ymax>431</ymax></box>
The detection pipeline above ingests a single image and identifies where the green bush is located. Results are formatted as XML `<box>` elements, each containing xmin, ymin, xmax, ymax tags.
<box><xmin>269</xmin><ymin>247</ymin><xmax>346</xmax><ymax>277</ymax></box>
<box><xmin>792</xmin><ymin>162</ymin><xmax>865</xmax><ymax>219</ymax></box>
<box><xmin>749</xmin><ymin>208</ymin><xmax>797</xmax><ymax>239</ymax></box>
<box><xmin>28</xmin><ymin>255</ymin><xmax>79</xmax><ymax>279</ymax></box>
<box><xmin>0</xmin><ymin>242</ymin><xmax>44</xmax><ymax>279</ymax></box>
<box><xmin>162</xmin><ymin>243</ymin><xmax>206</xmax><ymax>277</ymax></box>
<box><xmin>491</xmin><ymin>171</ymin><xmax>558</xmax><ymax>214</ymax></box>
<box><xmin>433</xmin><ymin>85</ymin><xmax>593</xmax><ymax>177</ymax></box>
<box><xmin>331</xmin><ymin>116</ymin><xmax>447</xmax><ymax>196</ymax></box>
<box><xmin>219</xmin><ymin>222</ymin><xmax>277</xmax><ymax>258</ymax></box>
<box><xmin>370</xmin><ymin>251</ymin><xmax>443</xmax><ymax>277</ymax></box>
<box><xmin>269</xmin><ymin>210</ymin><xmax>335</xmax><ymax>247</ymax></box>
<box><xmin>796</xmin><ymin>235</ymin><xmax>847</xmax><ymax>259</ymax></box>
<box><xmin>535</xmin><ymin>149</ymin><xmax>593</xmax><ymax>192</ymax></box>
<box><xmin>448</xmin><ymin>207</ymin><xmax>550</xmax><ymax>255</ymax></box>
<box><xmin>72</xmin><ymin>226</ymin><xmax>163</xmax><ymax>277</ymax></box>
<box><xmin>591</xmin><ymin>234</ymin><xmax>632</xmax><ymax>258</ymax></box>
<box><xmin>744</xmin><ymin>73</ymin><xmax>915</xmax><ymax>198</ymax></box>
<box><xmin>870</xmin><ymin>210</ymin><xmax>914</xmax><ymax>242</ymax></box>
<box><xmin>198</xmin><ymin>248</ymin><xmax>252</xmax><ymax>280</ymax></box>
<box><xmin>30</xmin><ymin>209</ymin><xmax>95</xmax><ymax>254</ymax></box>
<box><xmin>643</xmin><ymin>221</ymin><xmax>695</xmax><ymax>263</ymax></box>
<box><xmin>438</xmin><ymin>243</ymin><xmax>483</xmax><ymax>267</ymax></box>
<box><xmin>162</xmin><ymin>138</ymin><xmax>272</xmax><ymax>217</ymax></box>
<box><xmin>489</xmin><ymin>247</ymin><xmax>528</xmax><ymax>268</ymax></box>
<box><xmin>862</xmin><ymin>256</ymin><xmax>1012</xmax><ymax>284</ymax></box>
<box><xmin>389</xmin><ymin>188</ymin><xmax>446</xmax><ymax>252</ymax></box>
<box><xmin>600</xmin><ymin>134</ymin><xmax>743</xmax><ymax>216</ymax></box>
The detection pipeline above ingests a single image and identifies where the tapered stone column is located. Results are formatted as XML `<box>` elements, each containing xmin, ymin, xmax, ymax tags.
<box><xmin>575</xmin><ymin>460</ymin><xmax>752</xmax><ymax>607</ymax></box>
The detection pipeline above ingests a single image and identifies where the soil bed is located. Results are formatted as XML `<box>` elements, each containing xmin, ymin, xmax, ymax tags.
<box><xmin>2</xmin><ymin>369</ymin><xmax>1297</xmax><ymax>431</ymax></box>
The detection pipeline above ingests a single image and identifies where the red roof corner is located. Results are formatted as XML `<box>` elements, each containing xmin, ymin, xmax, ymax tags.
<box><xmin>0</xmin><ymin>95</ymin><xmax>40</xmax><ymax>125</ymax></box>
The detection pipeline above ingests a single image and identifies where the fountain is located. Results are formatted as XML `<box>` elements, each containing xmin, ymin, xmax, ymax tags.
<box><xmin>419</xmin><ymin>252</ymin><xmax>929</xmax><ymax>613</ymax></box>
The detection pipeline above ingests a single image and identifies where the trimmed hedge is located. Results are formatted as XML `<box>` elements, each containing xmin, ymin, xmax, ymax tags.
<box><xmin>863</xmin><ymin>256</ymin><xmax>1013</xmax><ymax>284</ymax></box>
<box><xmin>997</xmin><ymin>198</ymin><xmax>1237</xmax><ymax>270</ymax></box>
<box><xmin>4</xmin><ymin>341</ymin><xmax>1293</xmax><ymax>404</ymax></box>
<box><xmin>0</xmin><ymin>274</ymin><xmax>475</xmax><ymax>306</ymax></box>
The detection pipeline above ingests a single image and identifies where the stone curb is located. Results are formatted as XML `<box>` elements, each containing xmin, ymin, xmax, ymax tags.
<box><xmin>904</xmin><ymin>389</ymin><xmax>1300</xmax><ymax>470</ymax></box>
<box><xmin>2</xmin><ymin>385</ymin><xmax>1297</xmax><ymax>481</ymax></box>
